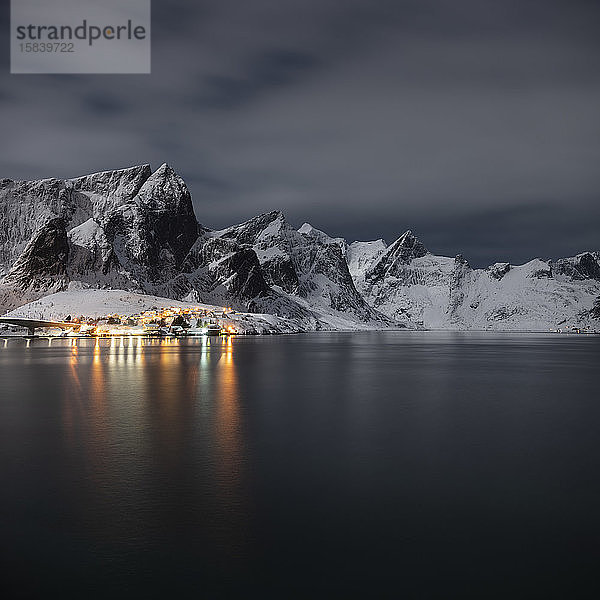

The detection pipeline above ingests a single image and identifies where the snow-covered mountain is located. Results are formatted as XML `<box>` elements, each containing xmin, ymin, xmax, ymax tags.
<box><xmin>1</xmin><ymin>164</ymin><xmax>598</xmax><ymax>331</ymax></box>
<box><xmin>0</xmin><ymin>165</ymin><xmax>392</xmax><ymax>331</ymax></box>
<box><xmin>208</xmin><ymin>212</ymin><xmax>386</xmax><ymax>328</ymax></box>
<box><xmin>350</xmin><ymin>230</ymin><xmax>600</xmax><ymax>331</ymax></box>
<box><xmin>0</xmin><ymin>164</ymin><xmax>201</xmax><ymax>311</ymax></box>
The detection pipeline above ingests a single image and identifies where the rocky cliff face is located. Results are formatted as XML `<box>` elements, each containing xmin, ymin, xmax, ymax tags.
<box><xmin>364</xmin><ymin>230</ymin><xmax>428</xmax><ymax>286</ymax></box>
<box><xmin>63</xmin><ymin>164</ymin><xmax>199</xmax><ymax>288</ymax></box>
<box><xmin>351</xmin><ymin>231</ymin><xmax>455</xmax><ymax>326</ymax></box>
<box><xmin>0</xmin><ymin>165</ymin><xmax>151</xmax><ymax>272</ymax></box>
<box><xmin>0</xmin><ymin>164</ymin><xmax>215</xmax><ymax>311</ymax></box>
<box><xmin>211</xmin><ymin>212</ymin><xmax>388</xmax><ymax>326</ymax></box>
<box><xmin>177</xmin><ymin>233</ymin><xmax>273</xmax><ymax>308</ymax></box>
<box><xmin>4</xmin><ymin>218</ymin><xmax>69</xmax><ymax>287</ymax></box>
<box><xmin>1</xmin><ymin>163</ymin><xmax>598</xmax><ymax>331</ymax></box>
<box><xmin>554</xmin><ymin>252</ymin><xmax>600</xmax><ymax>281</ymax></box>
<box><xmin>0</xmin><ymin>218</ymin><xmax>71</xmax><ymax>310</ymax></box>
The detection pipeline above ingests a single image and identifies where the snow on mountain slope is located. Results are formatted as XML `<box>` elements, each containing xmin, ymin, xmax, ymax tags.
<box><xmin>0</xmin><ymin>165</ymin><xmax>151</xmax><ymax>273</ymax></box>
<box><xmin>212</xmin><ymin>211</ymin><xmax>394</xmax><ymax>327</ymax></box>
<box><xmin>0</xmin><ymin>165</ymin><xmax>392</xmax><ymax>330</ymax></box>
<box><xmin>70</xmin><ymin>164</ymin><xmax>151</xmax><ymax>216</ymax></box>
<box><xmin>352</xmin><ymin>229</ymin><xmax>600</xmax><ymax>331</ymax></box>
<box><xmin>2</xmin><ymin>163</ymin><xmax>598</xmax><ymax>332</ymax></box>
<box><xmin>361</xmin><ymin>254</ymin><xmax>456</xmax><ymax>327</ymax></box>
<box><xmin>352</xmin><ymin>231</ymin><xmax>456</xmax><ymax>327</ymax></box>
<box><xmin>298</xmin><ymin>222</ymin><xmax>346</xmax><ymax>252</ymax></box>
<box><xmin>447</xmin><ymin>258</ymin><xmax>600</xmax><ymax>330</ymax></box>
<box><xmin>0</xmin><ymin>164</ymin><xmax>204</xmax><ymax>309</ymax></box>
<box><xmin>346</xmin><ymin>239</ymin><xmax>387</xmax><ymax>279</ymax></box>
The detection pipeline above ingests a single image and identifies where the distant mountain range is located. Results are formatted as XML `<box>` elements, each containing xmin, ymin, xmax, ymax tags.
<box><xmin>1</xmin><ymin>164</ymin><xmax>599</xmax><ymax>331</ymax></box>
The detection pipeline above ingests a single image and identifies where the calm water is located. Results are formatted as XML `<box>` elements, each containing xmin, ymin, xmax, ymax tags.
<box><xmin>0</xmin><ymin>332</ymin><xmax>599</xmax><ymax>598</ymax></box>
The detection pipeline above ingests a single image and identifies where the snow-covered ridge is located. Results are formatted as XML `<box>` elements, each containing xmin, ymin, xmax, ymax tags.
<box><xmin>353</xmin><ymin>233</ymin><xmax>600</xmax><ymax>331</ymax></box>
<box><xmin>1</xmin><ymin>164</ymin><xmax>599</xmax><ymax>332</ymax></box>
<box><xmin>346</xmin><ymin>239</ymin><xmax>387</xmax><ymax>278</ymax></box>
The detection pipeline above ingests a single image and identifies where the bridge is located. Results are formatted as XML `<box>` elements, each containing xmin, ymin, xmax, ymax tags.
<box><xmin>0</xmin><ymin>316</ymin><xmax>82</xmax><ymax>337</ymax></box>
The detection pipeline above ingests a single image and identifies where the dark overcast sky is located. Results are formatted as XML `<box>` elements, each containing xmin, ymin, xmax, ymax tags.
<box><xmin>1</xmin><ymin>0</ymin><xmax>599</xmax><ymax>266</ymax></box>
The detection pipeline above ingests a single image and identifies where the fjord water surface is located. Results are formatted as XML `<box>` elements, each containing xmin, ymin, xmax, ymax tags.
<box><xmin>0</xmin><ymin>332</ymin><xmax>599</xmax><ymax>598</ymax></box>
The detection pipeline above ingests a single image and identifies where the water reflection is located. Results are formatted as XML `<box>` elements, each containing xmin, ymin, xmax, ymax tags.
<box><xmin>53</xmin><ymin>336</ymin><xmax>248</xmax><ymax>559</ymax></box>
<box><xmin>215</xmin><ymin>335</ymin><xmax>244</xmax><ymax>550</ymax></box>
<box><xmin>2</xmin><ymin>332</ymin><xmax>600</xmax><ymax>596</ymax></box>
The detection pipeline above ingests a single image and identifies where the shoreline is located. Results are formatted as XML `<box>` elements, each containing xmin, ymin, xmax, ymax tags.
<box><xmin>1</xmin><ymin>328</ymin><xmax>598</xmax><ymax>341</ymax></box>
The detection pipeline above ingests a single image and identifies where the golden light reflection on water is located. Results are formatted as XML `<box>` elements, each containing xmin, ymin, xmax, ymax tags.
<box><xmin>209</xmin><ymin>335</ymin><xmax>246</xmax><ymax>556</ymax></box>
<box><xmin>67</xmin><ymin>342</ymin><xmax>82</xmax><ymax>404</ymax></box>
<box><xmin>216</xmin><ymin>335</ymin><xmax>241</xmax><ymax>490</ymax></box>
<box><xmin>58</xmin><ymin>336</ymin><xmax>246</xmax><ymax>551</ymax></box>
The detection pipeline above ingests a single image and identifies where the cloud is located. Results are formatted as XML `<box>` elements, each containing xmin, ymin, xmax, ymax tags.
<box><xmin>196</xmin><ymin>50</ymin><xmax>321</xmax><ymax>110</ymax></box>
<box><xmin>1</xmin><ymin>0</ymin><xmax>599</xmax><ymax>266</ymax></box>
<box><xmin>81</xmin><ymin>92</ymin><xmax>130</xmax><ymax>115</ymax></box>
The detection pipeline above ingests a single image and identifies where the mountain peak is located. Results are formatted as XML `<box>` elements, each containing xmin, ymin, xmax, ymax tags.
<box><xmin>298</xmin><ymin>223</ymin><xmax>346</xmax><ymax>246</ymax></box>
<box><xmin>265</xmin><ymin>209</ymin><xmax>286</xmax><ymax>220</ymax></box>
<box><xmin>554</xmin><ymin>251</ymin><xmax>600</xmax><ymax>281</ymax></box>
<box><xmin>71</xmin><ymin>163</ymin><xmax>151</xmax><ymax>180</ymax></box>
<box><xmin>362</xmin><ymin>230</ymin><xmax>428</xmax><ymax>285</ymax></box>
<box><xmin>70</xmin><ymin>164</ymin><xmax>153</xmax><ymax>214</ymax></box>
<box><xmin>454</xmin><ymin>254</ymin><xmax>470</xmax><ymax>267</ymax></box>
<box><xmin>135</xmin><ymin>163</ymin><xmax>192</xmax><ymax>214</ymax></box>
<box><xmin>242</xmin><ymin>210</ymin><xmax>286</xmax><ymax>226</ymax></box>
<box><xmin>298</xmin><ymin>222</ymin><xmax>315</xmax><ymax>235</ymax></box>
<box><xmin>298</xmin><ymin>222</ymin><xmax>328</xmax><ymax>236</ymax></box>
<box><xmin>386</xmin><ymin>229</ymin><xmax>428</xmax><ymax>262</ymax></box>
<box><xmin>152</xmin><ymin>163</ymin><xmax>180</xmax><ymax>180</ymax></box>
<box><xmin>246</xmin><ymin>209</ymin><xmax>287</xmax><ymax>227</ymax></box>
<box><xmin>216</xmin><ymin>210</ymin><xmax>290</xmax><ymax>247</ymax></box>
